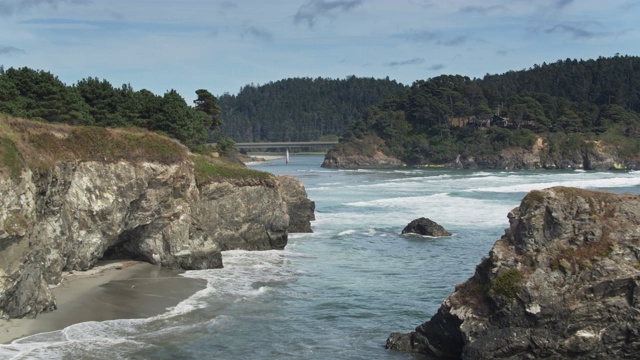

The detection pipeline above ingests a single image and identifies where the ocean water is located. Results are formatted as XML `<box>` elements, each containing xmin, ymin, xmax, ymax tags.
<box><xmin>2</xmin><ymin>155</ymin><xmax>640</xmax><ymax>359</ymax></box>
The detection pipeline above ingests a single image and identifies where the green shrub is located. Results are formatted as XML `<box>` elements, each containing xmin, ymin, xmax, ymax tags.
<box><xmin>191</xmin><ymin>154</ymin><xmax>274</xmax><ymax>186</ymax></box>
<box><xmin>490</xmin><ymin>269</ymin><xmax>523</xmax><ymax>301</ymax></box>
<box><xmin>523</xmin><ymin>190</ymin><xmax>546</xmax><ymax>206</ymax></box>
<box><xmin>191</xmin><ymin>143</ymin><xmax>217</xmax><ymax>155</ymax></box>
<box><xmin>27</xmin><ymin>126</ymin><xmax>187</xmax><ymax>165</ymax></box>
<box><xmin>0</xmin><ymin>137</ymin><xmax>22</xmax><ymax>179</ymax></box>
<box><xmin>215</xmin><ymin>137</ymin><xmax>236</xmax><ymax>155</ymax></box>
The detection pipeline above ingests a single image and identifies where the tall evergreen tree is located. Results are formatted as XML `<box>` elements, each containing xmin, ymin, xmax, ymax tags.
<box><xmin>193</xmin><ymin>89</ymin><xmax>221</xmax><ymax>129</ymax></box>
<box><xmin>1</xmin><ymin>67</ymin><xmax>91</xmax><ymax>124</ymax></box>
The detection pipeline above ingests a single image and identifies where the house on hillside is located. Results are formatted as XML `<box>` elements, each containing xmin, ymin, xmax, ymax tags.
<box><xmin>467</xmin><ymin>115</ymin><xmax>492</xmax><ymax>128</ymax></box>
<box><xmin>492</xmin><ymin>115</ymin><xmax>511</xmax><ymax>127</ymax></box>
<box><xmin>448</xmin><ymin>115</ymin><xmax>520</xmax><ymax>129</ymax></box>
<box><xmin>448</xmin><ymin>115</ymin><xmax>493</xmax><ymax>128</ymax></box>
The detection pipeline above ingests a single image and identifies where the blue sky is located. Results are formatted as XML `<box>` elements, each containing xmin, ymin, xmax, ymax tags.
<box><xmin>1</xmin><ymin>0</ymin><xmax>639</xmax><ymax>103</ymax></box>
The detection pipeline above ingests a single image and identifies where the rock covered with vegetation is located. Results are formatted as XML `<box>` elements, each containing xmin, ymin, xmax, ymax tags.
<box><xmin>324</xmin><ymin>56</ymin><xmax>640</xmax><ymax>170</ymax></box>
<box><xmin>0</xmin><ymin>116</ymin><xmax>310</xmax><ymax>319</ymax></box>
<box><xmin>402</xmin><ymin>218</ymin><xmax>451</xmax><ymax>237</ymax></box>
<box><xmin>386</xmin><ymin>187</ymin><xmax>640</xmax><ymax>359</ymax></box>
<box><xmin>321</xmin><ymin>135</ymin><xmax>403</xmax><ymax>168</ymax></box>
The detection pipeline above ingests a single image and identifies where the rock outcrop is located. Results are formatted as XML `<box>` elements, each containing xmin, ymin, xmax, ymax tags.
<box><xmin>448</xmin><ymin>140</ymin><xmax>629</xmax><ymax>170</ymax></box>
<box><xmin>321</xmin><ymin>135</ymin><xmax>403</xmax><ymax>168</ymax></box>
<box><xmin>0</xmin><ymin>118</ymin><xmax>313</xmax><ymax>319</ymax></box>
<box><xmin>402</xmin><ymin>218</ymin><xmax>451</xmax><ymax>237</ymax></box>
<box><xmin>387</xmin><ymin>187</ymin><xmax>640</xmax><ymax>359</ymax></box>
<box><xmin>323</xmin><ymin>135</ymin><xmax>639</xmax><ymax>170</ymax></box>
<box><xmin>278</xmin><ymin>175</ymin><xmax>315</xmax><ymax>233</ymax></box>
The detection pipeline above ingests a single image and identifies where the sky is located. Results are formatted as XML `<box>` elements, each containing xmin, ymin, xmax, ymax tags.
<box><xmin>1</xmin><ymin>0</ymin><xmax>639</xmax><ymax>103</ymax></box>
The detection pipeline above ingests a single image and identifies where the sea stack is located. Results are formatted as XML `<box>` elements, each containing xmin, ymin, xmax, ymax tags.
<box><xmin>387</xmin><ymin>187</ymin><xmax>640</xmax><ymax>359</ymax></box>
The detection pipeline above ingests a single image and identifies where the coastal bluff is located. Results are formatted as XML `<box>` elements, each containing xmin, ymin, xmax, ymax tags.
<box><xmin>0</xmin><ymin>117</ymin><xmax>314</xmax><ymax>319</ymax></box>
<box><xmin>387</xmin><ymin>187</ymin><xmax>640</xmax><ymax>359</ymax></box>
<box><xmin>322</xmin><ymin>134</ymin><xmax>640</xmax><ymax>170</ymax></box>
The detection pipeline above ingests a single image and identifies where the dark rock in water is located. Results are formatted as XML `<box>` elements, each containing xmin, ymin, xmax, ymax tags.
<box><xmin>278</xmin><ymin>175</ymin><xmax>316</xmax><ymax>233</ymax></box>
<box><xmin>387</xmin><ymin>187</ymin><xmax>640</xmax><ymax>359</ymax></box>
<box><xmin>402</xmin><ymin>217</ymin><xmax>451</xmax><ymax>237</ymax></box>
<box><xmin>174</xmin><ymin>249</ymin><xmax>223</xmax><ymax>270</ymax></box>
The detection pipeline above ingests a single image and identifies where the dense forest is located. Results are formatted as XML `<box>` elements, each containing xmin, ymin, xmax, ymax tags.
<box><xmin>215</xmin><ymin>76</ymin><xmax>407</xmax><ymax>142</ymax></box>
<box><xmin>0</xmin><ymin>66</ymin><xmax>220</xmax><ymax>149</ymax></box>
<box><xmin>2</xmin><ymin>55</ymin><xmax>638</xmax><ymax>164</ymax></box>
<box><xmin>339</xmin><ymin>55</ymin><xmax>640</xmax><ymax>165</ymax></box>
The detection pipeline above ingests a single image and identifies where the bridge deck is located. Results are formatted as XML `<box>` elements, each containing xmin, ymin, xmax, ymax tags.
<box><xmin>233</xmin><ymin>141</ymin><xmax>339</xmax><ymax>149</ymax></box>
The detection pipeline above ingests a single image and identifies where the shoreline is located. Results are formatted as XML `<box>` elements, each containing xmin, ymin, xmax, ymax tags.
<box><xmin>0</xmin><ymin>261</ymin><xmax>207</xmax><ymax>344</ymax></box>
<box><xmin>244</xmin><ymin>154</ymin><xmax>285</xmax><ymax>165</ymax></box>
<box><xmin>243</xmin><ymin>152</ymin><xmax>326</xmax><ymax>165</ymax></box>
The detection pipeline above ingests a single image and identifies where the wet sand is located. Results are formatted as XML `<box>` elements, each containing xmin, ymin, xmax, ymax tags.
<box><xmin>0</xmin><ymin>261</ymin><xmax>206</xmax><ymax>344</ymax></box>
<box><xmin>244</xmin><ymin>154</ymin><xmax>285</xmax><ymax>165</ymax></box>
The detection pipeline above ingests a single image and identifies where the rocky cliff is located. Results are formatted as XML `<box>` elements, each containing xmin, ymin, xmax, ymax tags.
<box><xmin>448</xmin><ymin>139</ymin><xmax>638</xmax><ymax>170</ymax></box>
<box><xmin>323</xmin><ymin>135</ymin><xmax>639</xmax><ymax>170</ymax></box>
<box><xmin>278</xmin><ymin>175</ymin><xmax>316</xmax><ymax>233</ymax></box>
<box><xmin>387</xmin><ymin>187</ymin><xmax>640</xmax><ymax>359</ymax></box>
<box><xmin>0</xmin><ymin>117</ymin><xmax>313</xmax><ymax>319</ymax></box>
<box><xmin>321</xmin><ymin>135</ymin><xmax>403</xmax><ymax>168</ymax></box>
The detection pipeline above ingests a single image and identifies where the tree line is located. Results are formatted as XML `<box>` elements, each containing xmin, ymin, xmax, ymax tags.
<box><xmin>341</xmin><ymin>55</ymin><xmax>640</xmax><ymax>164</ymax></box>
<box><xmin>0</xmin><ymin>66</ymin><xmax>220</xmax><ymax>149</ymax></box>
<box><xmin>214</xmin><ymin>76</ymin><xmax>407</xmax><ymax>142</ymax></box>
<box><xmin>2</xmin><ymin>55</ymin><xmax>638</xmax><ymax>160</ymax></box>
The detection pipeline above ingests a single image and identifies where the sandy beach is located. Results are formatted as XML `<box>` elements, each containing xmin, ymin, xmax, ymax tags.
<box><xmin>243</xmin><ymin>154</ymin><xmax>285</xmax><ymax>165</ymax></box>
<box><xmin>0</xmin><ymin>261</ymin><xmax>206</xmax><ymax>344</ymax></box>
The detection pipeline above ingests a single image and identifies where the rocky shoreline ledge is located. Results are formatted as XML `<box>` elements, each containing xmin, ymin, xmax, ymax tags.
<box><xmin>387</xmin><ymin>187</ymin><xmax>640</xmax><ymax>359</ymax></box>
<box><xmin>322</xmin><ymin>135</ymin><xmax>640</xmax><ymax>170</ymax></box>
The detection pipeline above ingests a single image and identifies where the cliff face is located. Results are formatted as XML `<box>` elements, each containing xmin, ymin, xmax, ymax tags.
<box><xmin>0</xmin><ymin>118</ymin><xmax>313</xmax><ymax>319</ymax></box>
<box><xmin>323</xmin><ymin>136</ymin><xmax>639</xmax><ymax>170</ymax></box>
<box><xmin>321</xmin><ymin>135</ymin><xmax>403</xmax><ymax>169</ymax></box>
<box><xmin>191</xmin><ymin>180</ymin><xmax>288</xmax><ymax>251</ymax></box>
<box><xmin>387</xmin><ymin>187</ymin><xmax>640</xmax><ymax>359</ymax></box>
<box><xmin>277</xmin><ymin>175</ymin><xmax>315</xmax><ymax>233</ymax></box>
<box><xmin>449</xmin><ymin>139</ymin><xmax>635</xmax><ymax>170</ymax></box>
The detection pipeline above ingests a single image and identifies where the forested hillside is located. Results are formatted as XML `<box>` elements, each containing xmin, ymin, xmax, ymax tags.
<box><xmin>215</xmin><ymin>76</ymin><xmax>407</xmax><ymax>142</ymax></box>
<box><xmin>0</xmin><ymin>66</ymin><xmax>220</xmax><ymax>148</ymax></box>
<box><xmin>336</xmin><ymin>55</ymin><xmax>640</xmax><ymax>167</ymax></box>
<box><xmin>3</xmin><ymin>55</ymin><xmax>638</xmax><ymax>164</ymax></box>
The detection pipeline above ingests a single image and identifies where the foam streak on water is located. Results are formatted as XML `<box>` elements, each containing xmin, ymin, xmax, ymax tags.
<box><xmin>2</xmin><ymin>155</ymin><xmax>639</xmax><ymax>359</ymax></box>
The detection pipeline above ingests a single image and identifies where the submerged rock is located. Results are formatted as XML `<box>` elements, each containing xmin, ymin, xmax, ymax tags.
<box><xmin>387</xmin><ymin>187</ymin><xmax>640</xmax><ymax>359</ymax></box>
<box><xmin>402</xmin><ymin>218</ymin><xmax>451</xmax><ymax>237</ymax></box>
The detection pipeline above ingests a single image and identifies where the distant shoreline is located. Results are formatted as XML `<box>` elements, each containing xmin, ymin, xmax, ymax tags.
<box><xmin>243</xmin><ymin>152</ymin><xmax>327</xmax><ymax>165</ymax></box>
<box><xmin>243</xmin><ymin>154</ymin><xmax>285</xmax><ymax>165</ymax></box>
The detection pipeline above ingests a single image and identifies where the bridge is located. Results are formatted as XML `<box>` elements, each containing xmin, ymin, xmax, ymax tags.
<box><xmin>233</xmin><ymin>141</ymin><xmax>339</xmax><ymax>150</ymax></box>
